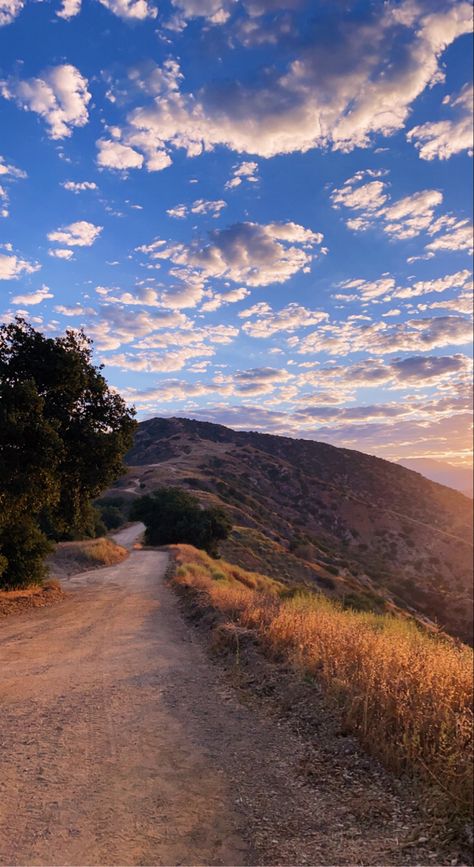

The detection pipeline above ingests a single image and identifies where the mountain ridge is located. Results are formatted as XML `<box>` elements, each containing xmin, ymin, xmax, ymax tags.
<box><xmin>118</xmin><ymin>416</ymin><xmax>473</xmax><ymax>644</ymax></box>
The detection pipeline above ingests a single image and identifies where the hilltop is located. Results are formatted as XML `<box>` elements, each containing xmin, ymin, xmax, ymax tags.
<box><xmin>115</xmin><ymin>416</ymin><xmax>473</xmax><ymax>644</ymax></box>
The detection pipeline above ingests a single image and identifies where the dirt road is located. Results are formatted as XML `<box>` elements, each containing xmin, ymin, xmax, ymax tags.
<box><xmin>0</xmin><ymin>527</ymin><xmax>446</xmax><ymax>867</ymax></box>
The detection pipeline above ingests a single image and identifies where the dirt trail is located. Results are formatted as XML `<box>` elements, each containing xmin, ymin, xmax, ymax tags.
<box><xmin>0</xmin><ymin>528</ymin><xmax>448</xmax><ymax>866</ymax></box>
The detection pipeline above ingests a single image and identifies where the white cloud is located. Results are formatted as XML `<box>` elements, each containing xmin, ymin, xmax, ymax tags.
<box><xmin>0</xmin><ymin>251</ymin><xmax>40</xmax><ymax>279</ymax></box>
<box><xmin>138</xmin><ymin>221</ymin><xmax>323</xmax><ymax>287</ymax></box>
<box><xmin>57</xmin><ymin>0</ymin><xmax>157</xmax><ymax>19</ymax></box>
<box><xmin>106</xmin><ymin>3</ymin><xmax>471</xmax><ymax>168</ymax></box>
<box><xmin>1</xmin><ymin>65</ymin><xmax>91</xmax><ymax>140</ymax></box>
<box><xmin>337</xmin><ymin>276</ymin><xmax>396</xmax><ymax>302</ymax></box>
<box><xmin>242</xmin><ymin>302</ymin><xmax>328</xmax><ymax>337</ymax></box>
<box><xmin>97</xmin><ymin>0</ymin><xmax>157</xmax><ymax>18</ymax></box>
<box><xmin>57</xmin><ymin>0</ymin><xmax>81</xmax><ymax>18</ymax></box>
<box><xmin>200</xmin><ymin>286</ymin><xmax>250</xmax><ymax>312</ymax></box>
<box><xmin>167</xmin><ymin>198</ymin><xmax>227</xmax><ymax>219</ymax></box>
<box><xmin>395</xmin><ymin>269</ymin><xmax>472</xmax><ymax>300</ymax></box>
<box><xmin>0</xmin><ymin>155</ymin><xmax>26</xmax><ymax>179</ymax></box>
<box><xmin>425</xmin><ymin>220</ymin><xmax>473</xmax><ymax>255</ymax></box>
<box><xmin>0</xmin><ymin>0</ymin><xmax>23</xmax><ymax>25</ymax></box>
<box><xmin>11</xmin><ymin>285</ymin><xmax>53</xmax><ymax>305</ymax></box>
<box><xmin>225</xmin><ymin>160</ymin><xmax>259</xmax><ymax>190</ymax></box>
<box><xmin>295</xmin><ymin>315</ymin><xmax>473</xmax><ymax>357</ymax></box>
<box><xmin>48</xmin><ymin>220</ymin><xmax>103</xmax><ymax>247</ymax></box>
<box><xmin>407</xmin><ymin>83</ymin><xmax>474</xmax><ymax>160</ymax></box>
<box><xmin>62</xmin><ymin>180</ymin><xmax>98</xmax><ymax>192</ymax></box>
<box><xmin>48</xmin><ymin>248</ymin><xmax>75</xmax><ymax>260</ymax></box>
<box><xmin>96</xmin><ymin>139</ymin><xmax>144</xmax><ymax>170</ymax></box>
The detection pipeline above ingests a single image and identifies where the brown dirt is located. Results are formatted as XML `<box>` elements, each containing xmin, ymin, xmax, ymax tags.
<box><xmin>0</xmin><ymin>533</ymin><xmax>466</xmax><ymax>866</ymax></box>
<box><xmin>0</xmin><ymin>581</ymin><xmax>64</xmax><ymax>619</ymax></box>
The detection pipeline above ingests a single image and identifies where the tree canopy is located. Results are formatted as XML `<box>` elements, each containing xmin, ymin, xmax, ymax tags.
<box><xmin>0</xmin><ymin>318</ymin><xmax>136</xmax><ymax>588</ymax></box>
<box><xmin>131</xmin><ymin>487</ymin><xmax>231</xmax><ymax>556</ymax></box>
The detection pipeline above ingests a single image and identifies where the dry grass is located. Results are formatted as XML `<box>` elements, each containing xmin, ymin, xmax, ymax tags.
<box><xmin>171</xmin><ymin>544</ymin><xmax>473</xmax><ymax>826</ymax></box>
<box><xmin>48</xmin><ymin>537</ymin><xmax>128</xmax><ymax>578</ymax></box>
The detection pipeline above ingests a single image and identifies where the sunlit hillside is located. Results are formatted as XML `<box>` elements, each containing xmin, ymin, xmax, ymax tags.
<box><xmin>171</xmin><ymin>543</ymin><xmax>473</xmax><ymax>827</ymax></box>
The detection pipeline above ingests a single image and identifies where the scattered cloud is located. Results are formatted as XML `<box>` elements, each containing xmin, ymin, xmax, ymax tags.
<box><xmin>62</xmin><ymin>180</ymin><xmax>98</xmax><ymax>192</ymax></box>
<box><xmin>0</xmin><ymin>0</ymin><xmax>23</xmax><ymax>26</ymax></box>
<box><xmin>48</xmin><ymin>248</ymin><xmax>75</xmax><ymax>259</ymax></box>
<box><xmin>101</xmin><ymin>3</ymin><xmax>471</xmax><ymax>169</ymax></box>
<box><xmin>407</xmin><ymin>83</ymin><xmax>474</xmax><ymax>160</ymax></box>
<box><xmin>0</xmin><ymin>65</ymin><xmax>91</xmax><ymax>139</ymax></box>
<box><xmin>137</xmin><ymin>221</ymin><xmax>323</xmax><ymax>287</ymax></box>
<box><xmin>166</xmin><ymin>199</ymin><xmax>227</xmax><ymax>219</ymax></box>
<box><xmin>48</xmin><ymin>220</ymin><xmax>103</xmax><ymax>247</ymax></box>
<box><xmin>0</xmin><ymin>250</ymin><xmax>40</xmax><ymax>279</ymax></box>
<box><xmin>241</xmin><ymin>302</ymin><xmax>328</xmax><ymax>337</ymax></box>
<box><xmin>225</xmin><ymin>160</ymin><xmax>259</xmax><ymax>190</ymax></box>
<box><xmin>11</xmin><ymin>284</ymin><xmax>53</xmax><ymax>305</ymax></box>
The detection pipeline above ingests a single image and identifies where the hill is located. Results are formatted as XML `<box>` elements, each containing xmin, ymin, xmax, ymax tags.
<box><xmin>115</xmin><ymin>416</ymin><xmax>473</xmax><ymax>644</ymax></box>
<box><xmin>397</xmin><ymin>458</ymin><xmax>473</xmax><ymax>498</ymax></box>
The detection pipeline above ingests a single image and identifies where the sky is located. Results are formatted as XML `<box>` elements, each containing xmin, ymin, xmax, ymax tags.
<box><xmin>0</xmin><ymin>0</ymin><xmax>473</xmax><ymax>466</ymax></box>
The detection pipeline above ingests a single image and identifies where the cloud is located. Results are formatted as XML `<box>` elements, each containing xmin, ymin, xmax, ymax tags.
<box><xmin>96</xmin><ymin>0</ymin><xmax>157</xmax><ymax>19</ymax></box>
<box><xmin>166</xmin><ymin>199</ymin><xmax>227</xmax><ymax>219</ymax></box>
<box><xmin>0</xmin><ymin>155</ymin><xmax>26</xmax><ymax>179</ymax></box>
<box><xmin>331</xmin><ymin>170</ymin><xmax>471</xmax><ymax>254</ymax></box>
<box><xmin>230</xmin><ymin>366</ymin><xmax>292</xmax><ymax>395</ymax></box>
<box><xmin>56</xmin><ymin>0</ymin><xmax>157</xmax><ymax>19</ymax></box>
<box><xmin>48</xmin><ymin>248</ymin><xmax>75</xmax><ymax>260</ymax></box>
<box><xmin>138</xmin><ymin>221</ymin><xmax>323</xmax><ymax>287</ymax></box>
<box><xmin>1</xmin><ymin>65</ymin><xmax>91</xmax><ymax>140</ymax></box>
<box><xmin>96</xmin><ymin>139</ymin><xmax>144</xmax><ymax>170</ymax></box>
<box><xmin>332</xmin><ymin>172</ymin><xmax>444</xmax><ymax>240</ymax></box>
<box><xmin>407</xmin><ymin>83</ymin><xmax>474</xmax><ymax>160</ymax></box>
<box><xmin>425</xmin><ymin>220</ymin><xmax>473</xmax><ymax>255</ymax></box>
<box><xmin>225</xmin><ymin>160</ymin><xmax>259</xmax><ymax>190</ymax></box>
<box><xmin>57</xmin><ymin>0</ymin><xmax>81</xmax><ymax>18</ymax></box>
<box><xmin>337</xmin><ymin>276</ymin><xmax>396</xmax><ymax>302</ymax></box>
<box><xmin>241</xmin><ymin>302</ymin><xmax>328</xmax><ymax>337</ymax></box>
<box><xmin>394</xmin><ymin>269</ymin><xmax>472</xmax><ymax>300</ymax></box>
<box><xmin>62</xmin><ymin>180</ymin><xmax>98</xmax><ymax>192</ymax></box>
<box><xmin>11</xmin><ymin>285</ymin><xmax>53</xmax><ymax>305</ymax></box>
<box><xmin>200</xmin><ymin>286</ymin><xmax>250</xmax><ymax>312</ymax></box>
<box><xmin>295</xmin><ymin>315</ymin><xmax>473</xmax><ymax>357</ymax></box>
<box><xmin>48</xmin><ymin>220</ymin><xmax>103</xmax><ymax>247</ymax></box>
<box><xmin>0</xmin><ymin>0</ymin><xmax>23</xmax><ymax>25</ymax></box>
<box><xmin>0</xmin><ymin>251</ymin><xmax>40</xmax><ymax>279</ymax></box>
<box><xmin>103</xmin><ymin>3</ymin><xmax>471</xmax><ymax>169</ymax></box>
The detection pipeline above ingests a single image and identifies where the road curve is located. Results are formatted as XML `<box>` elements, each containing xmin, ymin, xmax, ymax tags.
<box><xmin>0</xmin><ymin>545</ymin><xmax>250</xmax><ymax>866</ymax></box>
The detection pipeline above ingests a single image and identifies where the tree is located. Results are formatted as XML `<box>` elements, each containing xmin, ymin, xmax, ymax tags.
<box><xmin>131</xmin><ymin>487</ymin><xmax>231</xmax><ymax>556</ymax></box>
<box><xmin>0</xmin><ymin>318</ymin><xmax>136</xmax><ymax>588</ymax></box>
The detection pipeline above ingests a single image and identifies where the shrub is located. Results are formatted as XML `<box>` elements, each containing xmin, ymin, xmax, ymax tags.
<box><xmin>130</xmin><ymin>487</ymin><xmax>231</xmax><ymax>556</ymax></box>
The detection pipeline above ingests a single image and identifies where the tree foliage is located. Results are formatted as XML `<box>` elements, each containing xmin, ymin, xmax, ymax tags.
<box><xmin>0</xmin><ymin>318</ymin><xmax>136</xmax><ymax>588</ymax></box>
<box><xmin>131</xmin><ymin>487</ymin><xmax>231</xmax><ymax>556</ymax></box>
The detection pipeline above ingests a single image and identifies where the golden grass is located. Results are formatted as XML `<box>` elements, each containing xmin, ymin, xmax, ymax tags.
<box><xmin>171</xmin><ymin>544</ymin><xmax>473</xmax><ymax>823</ymax></box>
<box><xmin>50</xmin><ymin>537</ymin><xmax>128</xmax><ymax>574</ymax></box>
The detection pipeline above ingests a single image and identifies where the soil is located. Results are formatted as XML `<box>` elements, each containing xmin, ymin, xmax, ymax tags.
<box><xmin>0</xmin><ymin>528</ymin><xmax>465</xmax><ymax>865</ymax></box>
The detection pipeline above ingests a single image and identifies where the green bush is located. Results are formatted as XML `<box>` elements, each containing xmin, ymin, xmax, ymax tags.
<box><xmin>130</xmin><ymin>487</ymin><xmax>231</xmax><ymax>556</ymax></box>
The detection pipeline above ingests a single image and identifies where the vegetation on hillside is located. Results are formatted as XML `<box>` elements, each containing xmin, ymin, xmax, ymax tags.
<box><xmin>0</xmin><ymin>319</ymin><xmax>136</xmax><ymax>589</ymax></box>
<box><xmin>123</xmin><ymin>416</ymin><xmax>474</xmax><ymax>644</ymax></box>
<box><xmin>171</xmin><ymin>544</ymin><xmax>473</xmax><ymax>828</ymax></box>
<box><xmin>131</xmin><ymin>487</ymin><xmax>231</xmax><ymax>556</ymax></box>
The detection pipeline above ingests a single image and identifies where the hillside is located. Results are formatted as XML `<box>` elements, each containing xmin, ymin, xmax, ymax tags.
<box><xmin>116</xmin><ymin>416</ymin><xmax>473</xmax><ymax>644</ymax></box>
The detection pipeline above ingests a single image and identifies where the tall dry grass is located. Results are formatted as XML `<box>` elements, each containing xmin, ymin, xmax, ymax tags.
<box><xmin>171</xmin><ymin>544</ymin><xmax>473</xmax><ymax>824</ymax></box>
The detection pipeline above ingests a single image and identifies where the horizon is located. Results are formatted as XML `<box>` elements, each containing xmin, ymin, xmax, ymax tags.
<box><xmin>1</xmin><ymin>0</ymin><xmax>473</xmax><ymax>467</ymax></box>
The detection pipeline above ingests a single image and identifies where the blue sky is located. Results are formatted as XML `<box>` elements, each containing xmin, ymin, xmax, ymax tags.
<box><xmin>0</xmin><ymin>0</ymin><xmax>472</xmax><ymax>464</ymax></box>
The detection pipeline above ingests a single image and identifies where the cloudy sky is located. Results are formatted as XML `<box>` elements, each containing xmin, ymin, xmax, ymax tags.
<box><xmin>0</xmin><ymin>0</ymin><xmax>472</xmax><ymax>465</ymax></box>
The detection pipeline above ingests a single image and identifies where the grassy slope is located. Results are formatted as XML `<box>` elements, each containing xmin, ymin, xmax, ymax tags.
<box><xmin>170</xmin><ymin>544</ymin><xmax>473</xmax><ymax>829</ymax></box>
<box><xmin>115</xmin><ymin>417</ymin><xmax>473</xmax><ymax>643</ymax></box>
